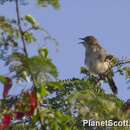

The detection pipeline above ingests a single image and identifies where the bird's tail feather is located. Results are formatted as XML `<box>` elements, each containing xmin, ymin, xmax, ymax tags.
<box><xmin>107</xmin><ymin>76</ymin><xmax>118</xmax><ymax>95</ymax></box>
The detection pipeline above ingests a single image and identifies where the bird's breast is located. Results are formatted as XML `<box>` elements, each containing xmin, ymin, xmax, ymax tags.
<box><xmin>95</xmin><ymin>61</ymin><xmax>109</xmax><ymax>74</ymax></box>
<box><xmin>86</xmin><ymin>55</ymin><xmax>109</xmax><ymax>74</ymax></box>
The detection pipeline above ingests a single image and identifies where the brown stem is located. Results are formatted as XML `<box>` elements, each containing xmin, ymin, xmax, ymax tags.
<box><xmin>115</xmin><ymin>60</ymin><xmax>130</xmax><ymax>66</ymax></box>
<box><xmin>15</xmin><ymin>0</ymin><xmax>37</xmax><ymax>89</ymax></box>
<box><xmin>16</xmin><ymin>0</ymin><xmax>28</xmax><ymax>56</ymax></box>
<box><xmin>15</xmin><ymin>0</ymin><xmax>45</xmax><ymax>129</ymax></box>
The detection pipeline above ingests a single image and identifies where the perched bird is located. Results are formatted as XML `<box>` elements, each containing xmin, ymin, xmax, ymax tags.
<box><xmin>79</xmin><ymin>35</ymin><xmax>117</xmax><ymax>94</ymax></box>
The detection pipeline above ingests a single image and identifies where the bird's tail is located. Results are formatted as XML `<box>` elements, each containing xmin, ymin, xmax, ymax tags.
<box><xmin>107</xmin><ymin>76</ymin><xmax>118</xmax><ymax>95</ymax></box>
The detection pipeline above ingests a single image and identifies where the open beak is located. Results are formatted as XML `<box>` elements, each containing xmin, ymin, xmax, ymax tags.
<box><xmin>79</xmin><ymin>38</ymin><xmax>85</xmax><ymax>40</ymax></box>
<box><xmin>78</xmin><ymin>42</ymin><xmax>84</xmax><ymax>44</ymax></box>
<box><xmin>78</xmin><ymin>38</ymin><xmax>85</xmax><ymax>44</ymax></box>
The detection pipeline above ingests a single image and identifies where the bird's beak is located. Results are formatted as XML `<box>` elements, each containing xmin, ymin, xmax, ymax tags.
<box><xmin>79</xmin><ymin>38</ymin><xmax>85</xmax><ymax>40</ymax></box>
<box><xmin>78</xmin><ymin>38</ymin><xmax>85</xmax><ymax>44</ymax></box>
<box><xmin>78</xmin><ymin>42</ymin><xmax>84</xmax><ymax>44</ymax></box>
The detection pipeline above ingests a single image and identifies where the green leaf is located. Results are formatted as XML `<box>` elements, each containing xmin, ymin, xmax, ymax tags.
<box><xmin>37</xmin><ymin>0</ymin><xmax>60</xmax><ymax>9</ymax></box>
<box><xmin>80</xmin><ymin>66</ymin><xmax>90</xmax><ymax>75</ymax></box>
<box><xmin>39</xmin><ymin>48</ymin><xmax>48</xmax><ymax>58</ymax></box>
<box><xmin>64</xmin><ymin>127</ymin><xmax>71</xmax><ymax>130</ymax></box>
<box><xmin>123</xmin><ymin>66</ymin><xmax>130</xmax><ymax>79</ymax></box>
<box><xmin>25</xmin><ymin>15</ymin><xmax>39</xmax><ymax>28</ymax></box>
<box><xmin>0</xmin><ymin>16</ymin><xmax>14</xmax><ymax>35</ymax></box>
<box><xmin>40</xmin><ymin>84</ymin><xmax>47</xmax><ymax>97</ymax></box>
<box><xmin>29</xmin><ymin>56</ymin><xmax>58</xmax><ymax>79</ymax></box>
<box><xmin>23</xmin><ymin>32</ymin><xmax>36</xmax><ymax>43</ymax></box>
<box><xmin>47</xmin><ymin>82</ymin><xmax>64</xmax><ymax>90</ymax></box>
<box><xmin>9</xmin><ymin>52</ymin><xmax>26</xmax><ymax>62</ymax></box>
<box><xmin>0</xmin><ymin>75</ymin><xmax>7</xmax><ymax>84</ymax></box>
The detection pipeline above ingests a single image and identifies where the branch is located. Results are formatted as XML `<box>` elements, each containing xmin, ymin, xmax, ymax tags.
<box><xmin>16</xmin><ymin>0</ymin><xmax>28</xmax><ymax>56</ymax></box>
<box><xmin>15</xmin><ymin>0</ymin><xmax>38</xmax><ymax>90</ymax></box>
<box><xmin>23</xmin><ymin>27</ymin><xmax>35</xmax><ymax>34</ymax></box>
<box><xmin>15</xmin><ymin>1</ymin><xmax>45</xmax><ymax>129</ymax></box>
<box><xmin>115</xmin><ymin>59</ymin><xmax>130</xmax><ymax>66</ymax></box>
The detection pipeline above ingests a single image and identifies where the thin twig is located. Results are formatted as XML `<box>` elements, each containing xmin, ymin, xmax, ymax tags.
<box><xmin>114</xmin><ymin>59</ymin><xmax>130</xmax><ymax>67</ymax></box>
<box><xmin>16</xmin><ymin>0</ymin><xmax>37</xmax><ymax>89</ymax></box>
<box><xmin>15</xmin><ymin>0</ymin><xmax>45</xmax><ymax>129</ymax></box>
<box><xmin>16</xmin><ymin>0</ymin><xmax>28</xmax><ymax>56</ymax></box>
<box><xmin>23</xmin><ymin>27</ymin><xmax>35</xmax><ymax>34</ymax></box>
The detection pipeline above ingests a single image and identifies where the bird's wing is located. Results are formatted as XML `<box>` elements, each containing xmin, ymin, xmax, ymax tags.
<box><xmin>105</xmin><ymin>54</ymin><xmax>115</xmax><ymax>60</ymax></box>
<box><xmin>105</xmin><ymin>54</ymin><xmax>118</xmax><ymax>66</ymax></box>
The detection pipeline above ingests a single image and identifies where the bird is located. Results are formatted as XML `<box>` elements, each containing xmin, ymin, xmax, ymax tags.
<box><xmin>79</xmin><ymin>35</ymin><xmax>118</xmax><ymax>94</ymax></box>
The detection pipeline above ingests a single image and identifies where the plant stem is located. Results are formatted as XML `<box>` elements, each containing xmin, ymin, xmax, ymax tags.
<box><xmin>15</xmin><ymin>0</ymin><xmax>37</xmax><ymax>90</ymax></box>
<box><xmin>115</xmin><ymin>60</ymin><xmax>130</xmax><ymax>66</ymax></box>
<box><xmin>15</xmin><ymin>0</ymin><xmax>46</xmax><ymax>129</ymax></box>
<box><xmin>16</xmin><ymin>0</ymin><xmax>28</xmax><ymax>57</ymax></box>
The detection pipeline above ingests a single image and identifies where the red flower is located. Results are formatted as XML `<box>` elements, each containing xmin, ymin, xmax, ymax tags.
<box><xmin>2</xmin><ymin>114</ymin><xmax>12</xmax><ymax>126</ymax></box>
<box><xmin>3</xmin><ymin>77</ymin><xmax>12</xmax><ymax>97</ymax></box>
<box><xmin>30</xmin><ymin>91</ymin><xmax>37</xmax><ymax>108</ymax></box>
<box><xmin>19</xmin><ymin>91</ymin><xmax>37</xmax><ymax>117</ymax></box>
<box><xmin>0</xmin><ymin>114</ymin><xmax>12</xmax><ymax>130</ymax></box>
<box><xmin>26</xmin><ymin>91</ymin><xmax>37</xmax><ymax>116</ymax></box>
<box><xmin>15</xmin><ymin>112</ymin><xmax>25</xmax><ymax>119</ymax></box>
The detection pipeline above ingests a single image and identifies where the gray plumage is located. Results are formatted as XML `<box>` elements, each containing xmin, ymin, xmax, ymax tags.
<box><xmin>80</xmin><ymin>36</ymin><xmax>117</xmax><ymax>94</ymax></box>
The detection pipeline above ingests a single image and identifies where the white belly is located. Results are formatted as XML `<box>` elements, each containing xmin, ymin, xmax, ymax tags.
<box><xmin>96</xmin><ymin>61</ymin><xmax>109</xmax><ymax>73</ymax></box>
<box><xmin>89</xmin><ymin>61</ymin><xmax>109</xmax><ymax>74</ymax></box>
<box><xmin>85</xmin><ymin>48</ymin><xmax>109</xmax><ymax>74</ymax></box>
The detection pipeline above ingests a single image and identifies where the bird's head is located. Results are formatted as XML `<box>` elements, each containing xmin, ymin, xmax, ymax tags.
<box><xmin>79</xmin><ymin>35</ymin><xmax>98</xmax><ymax>47</ymax></box>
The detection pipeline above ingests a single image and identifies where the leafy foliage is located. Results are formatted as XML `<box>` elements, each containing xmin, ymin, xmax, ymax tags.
<box><xmin>0</xmin><ymin>0</ymin><xmax>130</xmax><ymax>130</ymax></box>
<box><xmin>37</xmin><ymin>0</ymin><xmax>60</xmax><ymax>9</ymax></box>
<box><xmin>0</xmin><ymin>76</ymin><xmax>12</xmax><ymax>97</ymax></box>
<box><xmin>0</xmin><ymin>0</ymin><xmax>60</xmax><ymax>9</ymax></box>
